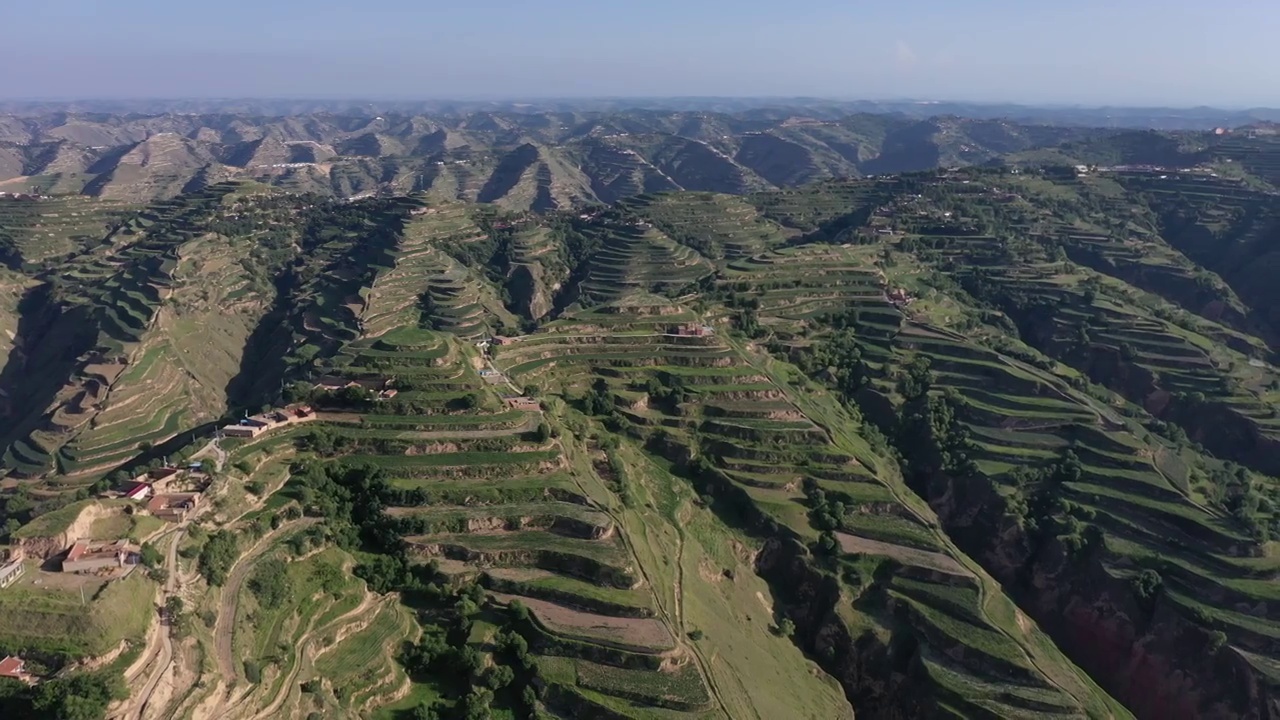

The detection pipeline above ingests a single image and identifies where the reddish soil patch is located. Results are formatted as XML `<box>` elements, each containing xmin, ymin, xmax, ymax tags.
<box><xmin>493</xmin><ymin>593</ymin><xmax>674</xmax><ymax>651</ymax></box>
<box><xmin>836</xmin><ymin>533</ymin><xmax>969</xmax><ymax>576</ymax></box>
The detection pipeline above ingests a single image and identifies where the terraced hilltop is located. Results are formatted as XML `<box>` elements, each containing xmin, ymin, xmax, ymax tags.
<box><xmin>2</xmin><ymin>153</ymin><xmax>1280</xmax><ymax>720</ymax></box>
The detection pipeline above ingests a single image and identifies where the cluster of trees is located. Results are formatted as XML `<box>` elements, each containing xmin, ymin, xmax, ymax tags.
<box><xmin>801</xmin><ymin>479</ymin><xmax>847</xmax><ymax>556</ymax></box>
<box><xmin>1003</xmin><ymin>451</ymin><xmax>1103</xmax><ymax>557</ymax></box>
<box><xmin>794</xmin><ymin>320</ymin><xmax>870</xmax><ymax>401</ymax></box>
<box><xmin>577</xmin><ymin>378</ymin><xmax>614</xmax><ymax>417</ymax></box>
<box><xmin>0</xmin><ymin>670</ymin><xmax>125</xmax><ymax>720</ymax></box>
<box><xmin>642</xmin><ymin>373</ymin><xmax>690</xmax><ymax>411</ymax></box>
<box><xmin>303</xmin><ymin>427</ymin><xmax>520</xmax><ymax>459</ymax></box>
<box><xmin>248</xmin><ymin>557</ymin><xmax>291</xmax><ymax>606</ymax></box>
<box><xmin>892</xmin><ymin>358</ymin><xmax>980</xmax><ymax>483</ymax></box>
<box><xmin>401</xmin><ymin>597</ymin><xmax>543</xmax><ymax>720</ymax></box>
<box><xmin>0</xmin><ymin>481</ymin><xmax>118</xmax><ymax>541</ymax></box>
<box><xmin>197</xmin><ymin>530</ymin><xmax>240</xmax><ymax>586</ymax></box>
<box><xmin>1203</xmin><ymin>463</ymin><xmax>1277</xmax><ymax>542</ymax></box>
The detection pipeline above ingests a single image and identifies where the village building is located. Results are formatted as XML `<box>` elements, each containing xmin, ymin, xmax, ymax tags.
<box><xmin>503</xmin><ymin>396</ymin><xmax>541</xmax><ymax>412</ymax></box>
<box><xmin>886</xmin><ymin>287</ymin><xmax>914</xmax><ymax>307</ymax></box>
<box><xmin>313</xmin><ymin>375</ymin><xmax>352</xmax><ymax>392</ymax></box>
<box><xmin>221</xmin><ymin>424</ymin><xmax>262</xmax><ymax>439</ymax></box>
<box><xmin>60</xmin><ymin>540</ymin><xmax>138</xmax><ymax>575</ymax></box>
<box><xmin>123</xmin><ymin>482</ymin><xmax>152</xmax><ymax>502</ymax></box>
<box><xmin>314</xmin><ymin>375</ymin><xmax>393</xmax><ymax>393</ymax></box>
<box><xmin>147</xmin><ymin>466</ymin><xmax>182</xmax><ymax>482</ymax></box>
<box><xmin>0</xmin><ymin>557</ymin><xmax>23</xmax><ymax>589</ymax></box>
<box><xmin>0</xmin><ymin>655</ymin><xmax>30</xmax><ymax>683</ymax></box>
<box><xmin>670</xmin><ymin>323</ymin><xmax>714</xmax><ymax>337</ymax></box>
<box><xmin>146</xmin><ymin>493</ymin><xmax>201</xmax><ymax>523</ymax></box>
<box><xmin>221</xmin><ymin>404</ymin><xmax>317</xmax><ymax>439</ymax></box>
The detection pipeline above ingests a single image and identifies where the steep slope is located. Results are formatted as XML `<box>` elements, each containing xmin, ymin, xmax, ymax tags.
<box><xmin>0</xmin><ymin>184</ymin><xmax>296</xmax><ymax>480</ymax></box>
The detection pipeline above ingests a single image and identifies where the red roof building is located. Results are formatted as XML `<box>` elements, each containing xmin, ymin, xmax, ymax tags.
<box><xmin>124</xmin><ymin>483</ymin><xmax>152</xmax><ymax>501</ymax></box>
<box><xmin>0</xmin><ymin>655</ymin><xmax>26</xmax><ymax>681</ymax></box>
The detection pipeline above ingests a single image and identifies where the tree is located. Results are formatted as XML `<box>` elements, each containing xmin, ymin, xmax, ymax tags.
<box><xmin>508</xmin><ymin>600</ymin><xmax>530</xmax><ymax>623</ymax></box>
<box><xmin>139</xmin><ymin>542</ymin><xmax>163</xmax><ymax>568</ymax></box>
<box><xmin>165</xmin><ymin>596</ymin><xmax>184</xmax><ymax>617</ymax></box>
<box><xmin>776</xmin><ymin>618</ymin><xmax>796</xmax><ymax>637</ymax></box>
<box><xmin>484</xmin><ymin>665</ymin><xmax>514</xmax><ymax>690</ymax></box>
<box><xmin>463</xmin><ymin>687</ymin><xmax>494</xmax><ymax>720</ymax></box>
<box><xmin>1207</xmin><ymin>630</ymin><xmax>1228</xmax><ymax>654</ymax></box>
<box><xmin>198</xmin><ymin>531</ymin><xmax>240</xmax><ymax>586</ymax></box>
<box><xmin>248</xmin><ymin>558</ymin><xmax>291</xmax><ymax>605</ymax></box>
<box><xmin>1131</xmin><ymin>569</ymin><xmax>1163</xmax><ymax>608</ymax></box>
<box><xmin>533</xmin><ymin>422</ymin><xmax>551</xmax><ymax>443</ymax></box>
<box><xmin>32</xmin><ymin>671</ymin><xmax>125</xmax><ymax>720</ymax></box>
<box><xmin>411</xmin><ymin>701</ymin><xmax>438</xmax><ymax>720</ymax></box>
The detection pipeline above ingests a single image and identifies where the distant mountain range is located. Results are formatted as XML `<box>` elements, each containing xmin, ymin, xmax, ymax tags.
<box><xmin>5</xmin><ymin>98</ymin><xmax>1280</xmax><ymax>129</ymax></box>
<box><xmin>2</xmin><ymin>104</ymin><xmax>1279</xmax><ymax>207</ymax></box>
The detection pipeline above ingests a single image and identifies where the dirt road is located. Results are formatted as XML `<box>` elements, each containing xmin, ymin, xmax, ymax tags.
<box><xmin>214</xmin><ymin>520</ymin><xmax>314</xmax><ymax>682</ymax></box>
<box><xmin>119</xmin><ymin>525</ymin><xmax>185</xmax><ymax>720</ymax></box>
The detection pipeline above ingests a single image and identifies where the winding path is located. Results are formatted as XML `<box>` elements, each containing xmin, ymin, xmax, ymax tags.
<box><xmin>214</xmin><ymin>520</ymin><xmax>315</xmax><ymax>682</ymax></box>
<box><xmin>119</xmin><ymin>524</ymin><xmax>186</xmax><ymax>720</ymax></box>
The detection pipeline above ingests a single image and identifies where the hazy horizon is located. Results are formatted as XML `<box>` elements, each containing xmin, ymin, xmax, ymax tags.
<box><xmin>4</xmin><ymin>0</ymin><xmax>1279</xmax><ymax>106</ymax></box>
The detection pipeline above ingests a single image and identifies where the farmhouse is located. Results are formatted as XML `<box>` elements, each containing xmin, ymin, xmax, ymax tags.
<box><xmin>61</xmin><ymin>540</ymin><xmax>138</xmax><ymax>574</ymax></box>
<box><xmin>315</xmin><ymin>375</ymin><xmax>394</xmax><ymax>393</ymax></box>
<box><xmin>147</xmin><ymin>466</ymin><xmax>182</xmax><ymax>482</ymax></box>
<box><xmin>123</xmin><ymin>482</ymin><xmax>152</xmax><ymax>502</ymax></box>
<box><xmin>0</xmin><ymin>655</ymin><xmax>29</xmax><ymax>683</ymax></box>
<box><xmin>147</xmin><ymin>493</ymin><xmax>201</xmax><ymax>523</ymax></box>
<box><xmin>221</xmin><ymin>404</ymin><xmax>319</xmax><ymax>439</ymax></box>
<box><xmin>670</xmin><ymin>323</ymin><xmax>715</xmax><ymax>337</ymax></box>
<box><xmin>0</xmin><ymin>557</ymin><xmax>23</xmax><ymax>589</ymax></box>
<box><xmin>313</xmin><ymin>375</ymin><xmax>352</xmax><ymax>392</ymax></box>
<box><xmin>221</xmin><ymin>424</ymin><xmax>262</xmax><ymax>439</ymax></box>
<box><xmin>503</xmin><ymin>396</ymin><xmax>541</xmax><ymax>412</ymax></box>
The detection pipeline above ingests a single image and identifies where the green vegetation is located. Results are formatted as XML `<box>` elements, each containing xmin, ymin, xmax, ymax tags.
<box><xmin>9</xmin><ymin>123</ymin><xmax>1280</xmax><ymax>719</ymax></box>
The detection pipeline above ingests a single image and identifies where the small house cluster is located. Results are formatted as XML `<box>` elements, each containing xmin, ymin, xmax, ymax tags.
<box><xmin>475</xmin><ymin>336</ymin><xmax>511</xmax><ymax>353</ymax></box>
<box><xmin>314</xmin><ymin>375</ymin><xmax>399</xmax><ymax>400</ymax></box>
<box><xmin>117</xmin><ymin>465</ymin><xmax>206</xmax><ymax>523</ymax></box>
<box><xmin>222</xmin><ymin>404</ymin><xmax>317</xmax><ymax>439</ymax></box>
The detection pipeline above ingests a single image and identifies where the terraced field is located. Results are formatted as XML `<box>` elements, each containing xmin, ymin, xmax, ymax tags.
<box><xmin>298</xmin><ymin>322</ymin><xmax>745</xmax><ymax>717</ymax></box>
<box><xmin>493</xmin><ymin>297</ymin><xmax>1122</xmax><ymax>719</ymax></box>
<box><xmin>0</xmin><ymin>185</ymin><xmax>253</xmax><ymax>479</ymax></box>
<box><xmin>755</xmin><ymin>173</ymin><xmax>1280</xmax><ymax>718</ymax></box>
<box><xmin>624</xmin><ymin>192</ymin><xmax>790</xmax><ymax>260</ymax></box>
<box><xmin>0</xmin><ymin>195</ymin><xmax>135</xmax><ymax>268</ymax></box>
<box><xmin>362</xmin><ymin>204</ymin><xmax>519</xmax><ymax>340</ymax></box>
<box><xmin>9</xmin><ymin>161</ymin><xmax>1280</xmax><ymax>720</ymax></box>
<box><xmin>573</xmin><ymin>219</ymin><xmax>714</xmax><ymax>305</ymax></box>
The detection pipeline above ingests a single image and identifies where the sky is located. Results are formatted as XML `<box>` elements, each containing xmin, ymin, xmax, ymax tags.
<box><xmin>2</xmin><ymin>0</ymin><xmax>1278</xmax><ymax>107</ymax></box>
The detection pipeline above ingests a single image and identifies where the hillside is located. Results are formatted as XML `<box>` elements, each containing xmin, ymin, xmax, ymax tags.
<box><xmin>0</xmin><ymin>109</ymin><xmax>1136</xmax><ymax>210</ymax></box>
<box><xmin>1</xmin><ymin>163</ymin><xmax>1280</xmax><ymax>719</ymax></box>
